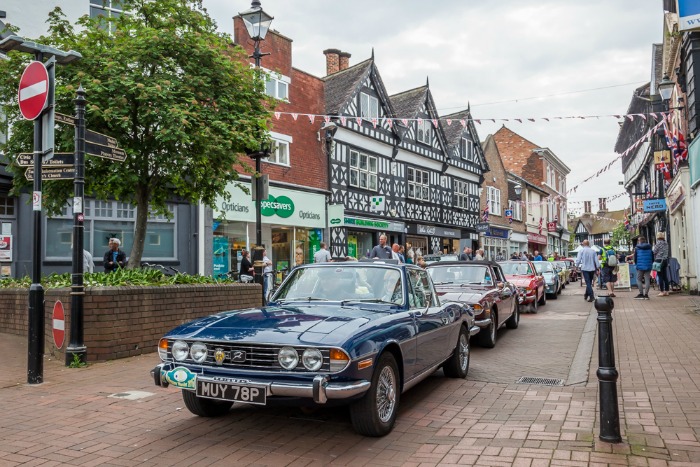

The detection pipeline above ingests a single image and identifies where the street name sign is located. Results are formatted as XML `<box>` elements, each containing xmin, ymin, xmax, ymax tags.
<box><xmin>25</xmin><ymin>166</ymin><xmax>76</xmax><ymax>181</ymax></box>
<box><xmin>18</xmin><ymin>61</ymin><xmax>49</xmax><ymax>121</ymax></box>
<box><xmin>54</xmin><ymin>112</ymin><xmax>75</xmax><ymax>126</ymax></box>
<box><xmin>16</xmin><ymin>152</ymin><xmax>74</xmax><ymax>167</ymax></box>
<box><xmin>85</xmin><ymin>141</ymin><xmax>127</xmax><ymax>162</ymax></box>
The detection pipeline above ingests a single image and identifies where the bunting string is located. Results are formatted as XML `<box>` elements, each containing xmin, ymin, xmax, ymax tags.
<box><xmin>272</xmin><ymin>110</ymin><xmax>668</xmax><ymax>126</ymax></box>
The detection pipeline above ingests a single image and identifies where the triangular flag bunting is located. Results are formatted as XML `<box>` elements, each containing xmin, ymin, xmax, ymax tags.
<box><xmin>291</xmin><ymin>113</ymin><xmax>298</xmax><ymax>121</ymax></box>
<box><xmin>307</xmin><ymin>114</ymin><xmax>315</xmax><ymax>124</ymax></box>
<box><xmin>446</xmin><ymin>119</ymin><xmax>452</xmax><ymax>126</ymax></box>
<box><xmin>274</xmin><ymin>112</ymin><xmax>281</xmax><ymax>120</ymax></box>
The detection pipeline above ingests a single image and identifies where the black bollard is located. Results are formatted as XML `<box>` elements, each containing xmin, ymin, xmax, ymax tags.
<box><xmin>594</xmin><ymin>296</ymin><xmax>622</xmax><ymax>443</ymax></box>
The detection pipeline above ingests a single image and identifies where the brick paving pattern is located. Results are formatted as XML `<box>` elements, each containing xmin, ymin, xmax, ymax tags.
<box><xmin>0</xmin><ymin>285</ymin><xmax>698</xmax><ymax>466</ymax></box>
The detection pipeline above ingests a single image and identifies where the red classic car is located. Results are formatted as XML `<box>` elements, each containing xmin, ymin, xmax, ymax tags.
<box><xmin>426</xmin><ymin>261</ymin><xmax>519</xmax><ymax>349</ymax></box>
<box><xmin>498</xmin><ymin>261</ymin><xmax>546</xmax><ymax>313</ymax></box>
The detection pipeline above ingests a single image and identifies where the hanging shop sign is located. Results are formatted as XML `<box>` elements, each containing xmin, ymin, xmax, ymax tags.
<box><xmin>216</xmin><ymin>182</ymin><xmax>326</xmax><ymax>228</ymax></box>
<box><xmin>667</xmin><ymin>184</ymin><xmax>685</xmax><ymax>214</ymax></box>
<box><xmin>678</xmin><ymin>0</ymin><xmax>700</xmax><ymax>31</ymax></box>
<box><xmin>642</xmin><ymin>198</ymin><xmax>667</xmax><ymax>213</ymax></box>
<box><xmin>547</xmin><ymin>222</ymin><xmax>557</xmax><ymax>232</ymax></box>
<box><xmin>476</xmin><ymin>223</ymin><xmax>490</xmax><ymax>233</ymax></box>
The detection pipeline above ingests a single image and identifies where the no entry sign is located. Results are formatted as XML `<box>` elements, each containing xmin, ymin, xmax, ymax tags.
<box><xmin>52</xmin><ymin>300</ymin><xmax>65</xmax><ymax>349</ymax></box>
<box><xmin>18</xmin><ymin>61</ymin><xmax>49</xmax><ymax>121</ymax></box>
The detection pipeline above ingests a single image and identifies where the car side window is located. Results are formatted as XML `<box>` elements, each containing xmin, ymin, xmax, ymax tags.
<box><xmin>408</xmin><ymin>269</ymin><xmax>427</xmax><ymax>309</ymax></box>
<box><xmin>418</xmin><ymin>270</ymin><xmax>437</xmax><ymax>306</ymax></box>
<box><xmin>493</xmin><ymin>267</ymin><xmax>504</xmax><ymax>283</ymax></box>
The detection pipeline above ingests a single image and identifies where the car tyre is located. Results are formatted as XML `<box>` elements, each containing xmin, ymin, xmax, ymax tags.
<box><xmin>350</xmin><ymin>353</ymin><xmax>400</xmax><ymax>437</ymax></box>
<box><xmin>538</xmin><ymin>289</ymin><xmax>546</xmax><ymax>306</ymax></box>
<box><xmin>478</xmin><ymin>310</ymin><xmax>497</xmax><ymax>348</ymax></box>
<box><xmin>530</xmin><ymin>296</ymin><xmax>538</xmax><ymax>313</ymax></box>
<box><xmin>506</xmin><ymin>300</ymin><xmax>520</xmax><ymax>329</ymax></box>
<box><xmin>443</xmin><ymin>326</ymin><xmax>470</xmax><ymax>378</ymax></box>
<box><xmin>182</xmin><ymin>389</ymin><xmax>234</xmax><ymax>417</ymax></box>
<box><xmin>550</xmin><ymin>290</ymin><xmax>559</xmax><ymax>299</ymax></box>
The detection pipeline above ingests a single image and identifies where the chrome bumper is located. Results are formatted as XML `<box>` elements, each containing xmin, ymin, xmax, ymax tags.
<box><xmin>474</xmin><ymin>318</ymin><xmax>492</xmax><ymax>329</ymax></box>
<box><xmin>151</xmin><ymin>363</ymin><xmax>370</xmax><ymax>405</ymax></box>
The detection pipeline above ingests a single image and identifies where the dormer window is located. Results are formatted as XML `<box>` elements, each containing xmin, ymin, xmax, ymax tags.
<box><xmin>360</xmin><ymin>93</ymin><xmax>379</xmax><ymax>119</ymax></box>
<box><xmin>417</xmin><ymin>119</ymin><xmax>432</xmax><ymax>145</ymax></box>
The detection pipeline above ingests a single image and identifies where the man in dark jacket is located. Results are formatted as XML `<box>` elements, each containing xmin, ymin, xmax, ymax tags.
<box><xmin>633</xmin><ymin>236</ymin><xmax>654</xmax><ymax>299</ymax></box>
<box><xmin>103</xmin><ymin>238</ymin><xmax>127</xmax><ymax>273</ymax></box>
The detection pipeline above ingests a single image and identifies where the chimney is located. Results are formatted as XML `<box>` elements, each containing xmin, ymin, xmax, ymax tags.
<box><xmin>584</xmin><ymin>201</ymin><xmax>592</xmax><ymax>214</ymax></box>
<box><xmin>323</xmin><ymin>48</ymin><xmax>341</xmax><ymax>75</ymax></box>
<box><xmin>598</xmin><ymin>197</ymin><xmax>607</xmax><ymax>214</ymax></box>
<box><xmin>339</xmin><ymin>51</ymin><xmax>351</xmax><ymax>71</ymax></box>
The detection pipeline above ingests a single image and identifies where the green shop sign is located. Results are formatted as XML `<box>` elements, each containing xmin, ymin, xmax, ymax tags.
<box><xmin>345</xmin><ymin>217</ymin><xmax>389</xmax><ymax>229</ymax></box>
<box><xmin>261</xmin><ymin>195</ymin><xmax>295</xmax><ymax>218</ymax></box>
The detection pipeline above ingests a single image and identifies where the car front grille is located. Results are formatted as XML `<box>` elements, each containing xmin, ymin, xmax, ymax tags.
<box><xmin>168</xmin><ymin>341</ymin><xmax>332</xmax><ymax>372</ymax></box>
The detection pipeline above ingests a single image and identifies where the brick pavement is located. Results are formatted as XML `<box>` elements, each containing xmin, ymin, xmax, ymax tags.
<box><xmin>0</xmin><ymin>287</ymin><xmax>698</xmax><ymax>466</ymax></box>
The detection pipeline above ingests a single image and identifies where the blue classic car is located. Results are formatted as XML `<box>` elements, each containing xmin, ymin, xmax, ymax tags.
<box><xmin>532</xmin><ymin>261</ymin><xmax>561</xmax><ymax>299</ymax></box>
<box><xmin>151</xmin><ymin>261</ymin><xmax>478</xmax><ymax>437</ymax></box>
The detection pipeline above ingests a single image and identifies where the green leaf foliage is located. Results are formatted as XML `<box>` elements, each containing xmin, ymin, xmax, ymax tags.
<box><xmin>0</xmin><ymin>268</ymin><xmax>236</xmax><ymax>288</ymax></box>
<box><xmin>0</xmin><ymin>0</ymin><xmax>272</xmax><ymax>267</ymax></box>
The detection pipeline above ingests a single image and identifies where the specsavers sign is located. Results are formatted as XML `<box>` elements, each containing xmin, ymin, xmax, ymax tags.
<box><xmin>216</xmin><ymin>182</ymin><xmax>325</xmax><ymax>228</ymax></box>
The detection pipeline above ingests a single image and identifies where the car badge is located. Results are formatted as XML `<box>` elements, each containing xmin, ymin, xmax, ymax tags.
<box><xmin>214</xmin><ymin>348</ymin><xmax>226</xmax><ymax>366</ymax></box>
<box><xmin>231</xmin><ymin>350</ymin><xmax>246</xmax><ymax>363</ymax></box>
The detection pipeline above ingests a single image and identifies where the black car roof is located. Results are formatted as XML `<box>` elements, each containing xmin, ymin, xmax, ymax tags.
<box><xmin>296</xmin><ymin>261</ymin><xmax>419</xmax><ymax>271</ymax></box>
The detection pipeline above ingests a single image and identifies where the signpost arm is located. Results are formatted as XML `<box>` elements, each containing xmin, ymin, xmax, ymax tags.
<box><xmin>27</xmin><ymin>52</ymin><xmax>45</xmax><ymax>384</ymax></box>
<box><xmin>66</xmin><ymin>86</ymin><xmax>87</xmax><ymax>365</ymax></box>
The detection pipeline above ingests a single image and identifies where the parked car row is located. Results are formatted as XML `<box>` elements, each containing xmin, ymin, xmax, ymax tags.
<box><xmin>149</xmin><ymin>257</ymin><xmax>571</xmax><ymax>438</ymax></box>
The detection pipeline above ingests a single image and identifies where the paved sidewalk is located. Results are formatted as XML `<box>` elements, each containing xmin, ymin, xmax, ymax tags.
<box><xmin>0</xmin><ymin>288</ymin><xmax>698</xmax><ymax>466</ymax></box>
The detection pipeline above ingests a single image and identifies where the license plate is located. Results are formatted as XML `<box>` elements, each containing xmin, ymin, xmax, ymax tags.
<box><xmin>196</xmin><ymin>378</ymin><xmax>267</xmax><ymax>405</ymax></box>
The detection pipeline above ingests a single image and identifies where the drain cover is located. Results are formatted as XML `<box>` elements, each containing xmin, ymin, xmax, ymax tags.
<box><xmin>515</xmin><ymin>376</ymin><xmax>564</xmax><ymax>386</ymax></box>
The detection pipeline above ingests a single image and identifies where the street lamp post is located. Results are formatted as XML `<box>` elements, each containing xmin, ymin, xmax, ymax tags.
<box><xmin>657</xmin><ymin>74</ymin><xmax>675</xmax><ymax>246</ymax></box>
<box><xmin>239</xmin><ymin>1</ymin><xmax>273</xmax><ymax>304</ymax></box>
<box><xmin>0</xmin><ymin>34</ymin><xmax>81</xmax><ymax>383</ymax></box>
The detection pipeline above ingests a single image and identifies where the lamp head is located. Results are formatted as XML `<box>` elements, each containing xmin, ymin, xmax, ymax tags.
<box><xmin>239</xmin><ymin>1</ymin><xmax>274</xmax><ymax>42</ymax></box>
<box><xmin>514</xmin><ymin>183</ymin><xmax>522</xmax><ymax>196</ymax></box>
<box><xmin>658</xmin><ymin>74</ymin><xmax>674</xmax><ymax>102</ymax></box>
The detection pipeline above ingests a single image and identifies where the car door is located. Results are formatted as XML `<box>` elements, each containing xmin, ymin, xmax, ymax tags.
<box><xmin>410</xmin><ymin>269</ymin><xmax>454</xmax><ymax>372</ymax></box>
<box><xmin>493</xmin><ymin>266</ymin><xmax>514</xmax><ymax>324</ymax></box>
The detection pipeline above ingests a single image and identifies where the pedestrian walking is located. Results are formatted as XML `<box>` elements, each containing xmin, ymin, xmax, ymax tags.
<box><xmin>313</xmin><ymin>242</ymin><xmax>332</xmax><ymax>263</ymax></box>
<box><xmin>495</xmin><ymin>250</ymin><xmax>505</xmax><ymax>261</ymax></box>
<box><xmin>653</xmin><ymin>232</ymin><xmax>670</xmax><ymax>296</ymax></box>
<box><xmin>533</xmin><ymin>250</ymin><xmax>543</xmax><ymax>261</ymax></box>
<box><xmin>370</xmin><ymin>234</ymin><xmax>393</xmax><ymax>259</ymax></box>
<box><xmin>474</xmin><ymin>249</ymin><xmax>484</xmax><ymax>261</ymax></box>
<box><xmin>83</xmin><ymin>249</ymin><xmax>95</xmax><ymax>273</ymax></box>
<box><xmin>239</xmin><ymin>250</ymin><xmax>254</xmax><ymax>279</ymax></box>
<box><xmin>632</xmin><ymin>236</ymin><xmax>654</xmax><ymax>300</ymax></box>
<box><xmin>599</xmin><ymin>239</ymin><xmax>618</xmax><ymax>297</ymax></box>
<box><xmin>262</xmin><ymin>249</ymin><xmax>273</xmax><ymax>299</ymax></box>
<box><xmin>575</xmin><ymin>240</ymin><xmax>600</xmax><ymax>302</ymax></box>
<box><xmin>459</xmin><ymin>246</ymin><xmax>472</xmax><ymax>261</ymax></box>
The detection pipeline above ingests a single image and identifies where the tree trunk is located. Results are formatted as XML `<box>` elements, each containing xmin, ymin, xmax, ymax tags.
<box><xmin>127</xmin><ymin>187</ymin><xmax>150</xmax><ymax>269</ymax></box>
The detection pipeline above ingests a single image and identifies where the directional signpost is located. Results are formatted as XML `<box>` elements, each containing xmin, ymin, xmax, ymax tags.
<box><xmin>25</xmin><ymin>167</ymin><xmax>75</xmax><ymax>181</ymax></box>
<box><xmin>17</xmin><ymin>152</ymin><xmax>74</xmax><ymax>167</ymax></box>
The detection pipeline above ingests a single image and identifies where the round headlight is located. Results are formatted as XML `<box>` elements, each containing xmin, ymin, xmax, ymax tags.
<box><xmin>278</xmin><ymin>347</ymin><xmax>299</xmax><ymax>370</ymax></box>
<box><xmin>190</xmin><ymin>342</ymin><xmax>208</xmax><ymax>363</ymax></box>
<box><xmin>172</xmin><ymin>340</ymin><xmax>189</xmax><ymax>361</ymax></box>
<box><xmin>302</xmin><ymin>348</ymin><xmax>323</xmax><ymax>371</ymax></box>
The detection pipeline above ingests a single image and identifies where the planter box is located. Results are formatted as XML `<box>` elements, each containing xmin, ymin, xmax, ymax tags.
<box><xmin>0</xmin><ymin>283</ymin><xmax>261</xmax><ymax>362</ymax></box>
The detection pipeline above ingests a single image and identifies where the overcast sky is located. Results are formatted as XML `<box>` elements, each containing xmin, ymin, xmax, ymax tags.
<box><xmin>205</xmin><ymin>0</ymin><xmax>661</xmax><ymax>214</ymax></box>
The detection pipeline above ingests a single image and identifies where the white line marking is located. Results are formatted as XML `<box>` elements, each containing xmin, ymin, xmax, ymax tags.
<box><xmin>53</xmin><ymin>319</ymin><xmax>64</xmax><ymax>331</ymax></box>
<box><xmin>19</xmin><ymin>80</ymin><xmax>47</xmax><ymax>101</ymax></box>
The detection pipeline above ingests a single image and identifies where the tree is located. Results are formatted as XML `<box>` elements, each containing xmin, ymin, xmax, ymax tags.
<box><xmin>610</xmin><ymin>222</ymin><xmax>631</xmax><ymax>251</ymax></box>
<box><xmin>0</xmin><ymin>0</ymin><xmax>271</xmax><ymax>267</ymax></box>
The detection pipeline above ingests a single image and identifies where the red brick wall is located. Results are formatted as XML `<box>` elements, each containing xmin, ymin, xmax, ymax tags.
<box><xmin>481</xmin><ymin>137</ymin><xmax>513</xmax><ymax>232</ymax></box>
<box><xmin>233</xmin><ymin>18</ymin><xmax>328</xmax><ymax>192</ymax></box>
<box><xmin>0</xmin><ymin>284</ymin><xmax>261</xmax><ymax>362</ymax></box>
<box><xmin>492</xmin><ymin>126</ymin><xmax>543</xmax><ymax>185</ymax></box>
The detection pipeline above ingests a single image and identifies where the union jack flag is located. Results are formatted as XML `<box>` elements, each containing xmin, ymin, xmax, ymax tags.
<box><xmin>662</xmin><ymin>117</ymin><xmax>689</xmax><ymax>165</ymax></box>
<box><xmin>482</xmin><ymin>205</ymin><xmax>489</xmax><ymax>222</ymax></box>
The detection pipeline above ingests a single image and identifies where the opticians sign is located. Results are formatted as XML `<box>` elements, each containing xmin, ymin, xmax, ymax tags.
<box><xmin>216</xmin><ymin>182</ymin><xmax>325</xmax><ymax>228</ymax></box>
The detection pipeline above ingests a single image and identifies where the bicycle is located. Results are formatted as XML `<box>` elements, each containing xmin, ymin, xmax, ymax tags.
<box><xmin>141</xmin><ymin>262</ymin><xmax>181</xmax><ymax>277</ymax></box>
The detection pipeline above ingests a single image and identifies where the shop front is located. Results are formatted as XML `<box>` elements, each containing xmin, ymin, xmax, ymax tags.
<box><xmin>344</xmin><ymin>216</ymin><xmax>405</xmax><ymax>259</ymax></box>
<box><xmin>481</xmin><ymin>225</ymin><xmax>511</xmax><ymax>261</ymax></box>
<box><xmin>527</xmin><ymin>232</ymin><xmax>548</xmax><ymax>255</ymax></box>
<box><xmin>406</xmin><ymin>223</ymin><xmax>461</xmax><ymax>256</ymax></box>
<box><xmin>510</xmin><ymin>231</ymin><xmax>528</xmax><ymax>257</ymax></box>
<box><xmin>668</xmin><ymin>166</ymin><xmax>698</xmax><ymax>293</ymax></box>
<box><xmin>215</xmin><ymin>182</ymin><xmax>326</xmax><ymax>278</ymax></box>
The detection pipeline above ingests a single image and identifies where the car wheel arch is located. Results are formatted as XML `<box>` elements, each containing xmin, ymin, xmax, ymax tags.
<box><xmin>378</xmin><ymin>342</ymin><xmax>404</xmax><ymax>391</ymax></box>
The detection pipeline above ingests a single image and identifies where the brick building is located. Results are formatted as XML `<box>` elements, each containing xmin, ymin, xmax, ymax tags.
<box><xmin>211</xmin><ymin>17</ymin><xmax>330</xmax><ymax>278</ymax></box>
<box><xmin>492</xmin><ymin>126</ymin><xmax>571</xmax><ymax>255</ymax></box>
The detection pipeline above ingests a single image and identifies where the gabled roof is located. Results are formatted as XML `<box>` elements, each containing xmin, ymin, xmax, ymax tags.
<box><xmin>614</xmin><ymin>82</ymin><xmax>651</xmax><ymax>155</ymax></box>
<box><xmin>571</xmin><ymin>209</ymin><xmax>626</xmax><ymax>235</ymax></box>
<box><xmin>390</xmin><ymin>86</ymin><xmax>427</xmax><ymax>119</ymax></box>
<box><xmin>442</xmin><ymin>108</ymin><xmax>488</xmax><ymax>173</ymax></box>
<box><xmin>323</xmin><ymin>58</ymin><xmax>373</xmax><ymax>115</ymax></box>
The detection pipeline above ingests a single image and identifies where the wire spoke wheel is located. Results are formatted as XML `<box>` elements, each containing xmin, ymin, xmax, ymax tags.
<box><xmin>376</xmin><ymin>366</ymin><xmax>397</xmax><ymax>423</ymax></box>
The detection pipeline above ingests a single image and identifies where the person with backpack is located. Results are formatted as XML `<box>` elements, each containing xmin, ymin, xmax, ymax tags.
<box><xmin>599</xmin><ymin>239</ymin><xmax>618</xmax><ymax>297</ymax></box>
